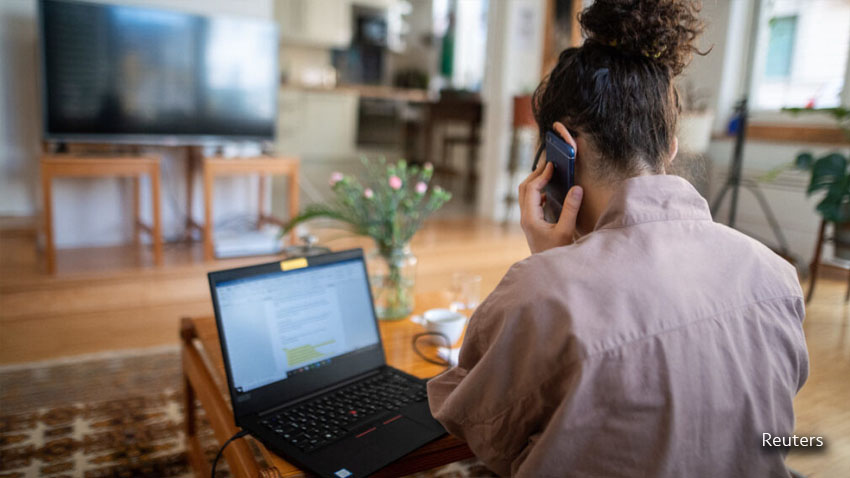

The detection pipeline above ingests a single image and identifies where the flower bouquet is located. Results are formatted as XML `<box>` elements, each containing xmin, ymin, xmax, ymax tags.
<box><xmin>284</xmin><ymin>158</ymin><xmax>452</xmax><ymax>319</ymax></box>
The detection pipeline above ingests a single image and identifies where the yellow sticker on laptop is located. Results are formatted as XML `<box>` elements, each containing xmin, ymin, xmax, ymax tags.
<box><xmin>280</xmin><ymin>257</ymin><xmax>308</xmax><ymax>271</ymax></box>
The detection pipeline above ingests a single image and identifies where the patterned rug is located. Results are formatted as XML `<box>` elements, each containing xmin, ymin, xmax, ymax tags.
<box><xmin>0</xmin><ymin>348</ymin><xmax>493</xmax><ymax>478</ymax></box>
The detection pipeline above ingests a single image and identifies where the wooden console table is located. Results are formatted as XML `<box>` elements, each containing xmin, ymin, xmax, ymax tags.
<box><xmin>40</xmin><ymin>155</ymin><xmax>163</xmax><ymax>273</ymax></box>
<box><xmin>180</xmin><ymin>291</ymin><xmax>474</xmax><ymax>478</ymax></box>
<box><xmin>202</xmin><ymin>156</ymin><xmax>299</xmax><ymax>261</ymax></box>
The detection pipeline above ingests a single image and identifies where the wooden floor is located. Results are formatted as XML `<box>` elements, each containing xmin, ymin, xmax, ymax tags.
<box><xmin>0</xmin><ymin>218</ymin><xmax>531</xmax><ymax>363</ymax></box>
<box><xmin>0</xmin><ymin>218</ymin><xmax>847</xmax><ymax>475</ymax></box>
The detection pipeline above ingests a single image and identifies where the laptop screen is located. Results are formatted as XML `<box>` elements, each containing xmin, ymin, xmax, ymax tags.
<box><xmin>213</xmin><ymin>257</ymin><xmax>382</xmax><ymax>394</ymax></box>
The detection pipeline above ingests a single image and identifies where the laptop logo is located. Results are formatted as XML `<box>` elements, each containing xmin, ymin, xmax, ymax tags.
<box><xmin>334</xmin><ymin>469</ymin><xmax>352</xmax><ymax>478</ymax></box>
<box><xmin>280</xmin><ymin>257</ymin><xmax>308</xmax><ymax>271</ymax></box>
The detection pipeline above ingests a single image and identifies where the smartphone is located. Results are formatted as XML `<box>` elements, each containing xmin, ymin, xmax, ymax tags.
<box><xmin>541</xmin><ymin>130</ymin><xmax>575</xmax><ymax>223</ymax></box>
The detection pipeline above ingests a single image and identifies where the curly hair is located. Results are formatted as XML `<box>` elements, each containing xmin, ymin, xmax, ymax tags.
<box><xmin>533</xmin><ymin>0</ymin><xmax>707</xmax><ymax>181</ymax></box>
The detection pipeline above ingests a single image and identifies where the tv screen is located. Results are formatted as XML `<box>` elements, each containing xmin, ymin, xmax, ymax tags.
<box><xmin>38</xmin><ymin>0</ymin><xmax>278</xmax><ymax>144</ymax></box>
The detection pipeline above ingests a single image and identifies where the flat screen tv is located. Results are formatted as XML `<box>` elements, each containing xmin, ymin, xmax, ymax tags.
<box><xmin>38</xmin><ymin>0</ymin><xmax>278</xmax><ymax>144</ymax></box>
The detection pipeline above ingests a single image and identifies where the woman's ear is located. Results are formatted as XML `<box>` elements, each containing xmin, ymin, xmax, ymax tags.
<box><xmin>552</xmin><ymin>122</ymin><xmax>577</xmax><ymax>150</ymax></box>
<box><xmin>573</xmin><ymin>134</ymin><xmax>594</xmax><ymax>184</ymax></box>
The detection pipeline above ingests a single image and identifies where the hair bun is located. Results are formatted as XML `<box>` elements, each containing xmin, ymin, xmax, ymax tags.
<box><xmin>579</xmin><ymin>0</ymin><xmax>705</xmax><ymax>75</ymax></box>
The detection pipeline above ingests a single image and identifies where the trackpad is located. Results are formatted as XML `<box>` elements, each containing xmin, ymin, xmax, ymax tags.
<box><xmin>358</xmin><ymin>416</ymin><xmax>427</xmax><ymax>453</ymax></box>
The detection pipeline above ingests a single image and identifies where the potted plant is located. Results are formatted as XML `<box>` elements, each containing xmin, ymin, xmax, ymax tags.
<box><xmin>783</xmin><ymin>107</ymin><xmax>850</xmax><ymax>260</ymax></box>
<box><xmin>284</xmin><ymin>158</ymin><xmax>452</xmax><ymax>319</ymax></box>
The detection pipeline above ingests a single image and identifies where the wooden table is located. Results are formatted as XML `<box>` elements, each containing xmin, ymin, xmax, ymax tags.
<box><xmin>201</xmin><ymin>156</ymin><xmax>300</xmax><ymax>261</ymax></box>
<box><xmin>40</xmin><ymin>154</ymin><xmax>163</xmax><ymax>273</ymax></box>
<box><xmin>181</xmin><ymin>291</ymin><xmax>474</xmax><ymax>478</ymax></box>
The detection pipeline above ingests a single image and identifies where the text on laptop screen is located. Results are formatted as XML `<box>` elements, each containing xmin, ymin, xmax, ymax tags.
<box><xmin>214</xmin><ymin>259</ymin><xmax>380</xmax><ymax>392</ymax></box>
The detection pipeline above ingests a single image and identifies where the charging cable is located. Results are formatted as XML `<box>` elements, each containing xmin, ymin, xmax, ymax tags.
<box><xmin>412</xmin><ymin>332</ymin><xmax>452</xmax><ymax>377</ymax></box>
<box><xmin>211</xmin><ymin>429</ymin><xmax>248</xmax><ymax>478</ymax></box>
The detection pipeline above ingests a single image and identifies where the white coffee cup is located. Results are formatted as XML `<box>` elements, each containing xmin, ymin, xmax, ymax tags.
<box><xmin>411</xmin><ymin>308</ymin><xmax>467</xmax><ymax>346</ymax></box>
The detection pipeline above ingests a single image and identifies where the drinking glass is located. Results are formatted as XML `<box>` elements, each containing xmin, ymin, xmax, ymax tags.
<box><xmin>449</xmin><ymin>272</ymin><xmax>482</xmax><ymax>317</ymax></box>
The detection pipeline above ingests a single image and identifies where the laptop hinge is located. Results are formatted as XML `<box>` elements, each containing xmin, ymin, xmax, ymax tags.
<box><xmin>257</xmin><ymin>366</ymin><xmax>386</xmax><ymax>418</ymax></box>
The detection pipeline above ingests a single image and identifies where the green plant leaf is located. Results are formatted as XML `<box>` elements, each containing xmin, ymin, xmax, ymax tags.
<box><xmin>781</xmin><ymin>106</ymin><xmax>850</xmax><ymax>141</ymax></box>
<box><xmin>782</xmin><ymin>106</ymin><xmax>850</xmax><ymax>121</ymax></box>
<box><xmin>282</xmin><ymin>204</ymin><xmax>358</xmax><ymax>234</ymax></box>
<box><xmin>807</xmin><ymin>153</ymin><xmax>848</xmax><ymax>195</ymax></box>
<box><xmin>794</xmin><ymin>152</ymin><xmax>814</xmax><ymax>170</ymax></box>
<box><xmin>807</xmin><ymin>156</ymin><xmax>850</xmax><ymax>223</ymax></box>
<box><xmin>759</xmin><ymin>161</ymin><xmax>793</xmax><ymax>182</ymax></box>
<box><xmin>821</xmin><ymin>175</ymin><xmax>850</xmax><ymax>223</ymax></box>
<box><xmin>280</xmin><ymin>157</ymin><xmax>452</xmax><ymax>244</ymax></box>
<box><xmin>815</xmin><ymin>190</ymin><xmax>849</xmax><ymax>223</ymax></box>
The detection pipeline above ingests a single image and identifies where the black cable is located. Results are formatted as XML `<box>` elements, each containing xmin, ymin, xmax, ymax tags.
<box><xmin>211</xmin><ymin>429</ymin><xmax>249</xmax><ymax>478</ymax></box>
<box><xmin>412</xmin><ymin>332</ymin><xmax>453</xmax><ymax>377</ymax></box>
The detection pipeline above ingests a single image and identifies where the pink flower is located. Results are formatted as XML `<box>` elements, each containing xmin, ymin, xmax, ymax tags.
<box><xmin>388</xmin><ymin>175</ymin><xmax>403</xmax><ymax>190</ymax></box>
<box><xmin>424</xmin><ymin>162</ymin><xmax>433</xmax><ymax>171</ymax></box>
<box><xmin>329</xmin><ymin>172</ymin><xmax>344</xmax><ymax>186</ymax></box>
<box><xmin>364</xmin><ymin>188</ymin><xmax>374</xmax><ymax>199</ymax></box>
<box><xmin>415</xmin><ymin>181</ymin><xmax>427</xmax><ymax>194</ymax></box>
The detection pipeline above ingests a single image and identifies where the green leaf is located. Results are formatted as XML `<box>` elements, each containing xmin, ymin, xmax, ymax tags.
<box><xmin>782</xmin><ymin>106</ymin><xmax>850</xmax><ymax>120</ymax></box>
<box><xmin>811</xmin><ymin>164</ymin><xmax>850</xmax><ymax>223</ymax></box>
<box><xmin>759</xmin><ymin>162</ymin><xmax>793</xmax><ymax>182</ymax></box>
<box><xmin>816</xmin><ymin>195</ymin><xmax>843</xmax><ymax>223</ymax></box>
<box><xmin>282</xmin><ymin>204</ymin><xmax>354</xmax><ymax>233</ymax></box>
<box><xmin>807</xmin><ymin>153</ymin><xmax>848</xmax><ymax>195</ymax></box>
<box><xmin>794</xmin><ymin>152</ymin><xmax>814</xmax><ymax>170</ymax></box>
<box><xmin>781</xmin><ymin>106</ymin><xmax>850</xmax><ymax>141</ymax></box>
<box><xmin>281</xmin><ymin>157</ymin><xmax>452</xmax><ymax>244</ymax></box>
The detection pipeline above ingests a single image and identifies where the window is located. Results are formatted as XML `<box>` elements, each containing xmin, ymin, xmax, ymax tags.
<box><xmin>751</xmin><ymin>0</ymin><xmax>850</xmax><ymax>110</ymax></box>
<box><xmin>764</xmin><ymin>16</ymin><xmax>797</xmax><ymax>78</ymax></box>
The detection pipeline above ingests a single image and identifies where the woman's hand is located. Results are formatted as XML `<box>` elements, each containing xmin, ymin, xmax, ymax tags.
<box><xmin>519</xmin><ymin>122</ymin><xmax>583</xmax><ymax>254</ymax></box>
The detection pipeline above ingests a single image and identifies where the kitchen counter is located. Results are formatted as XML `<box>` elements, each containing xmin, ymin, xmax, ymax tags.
<box><xmin>281</xmin><ymin>83</ymin><xmax>432</xmax><ymax>103</ymax></box>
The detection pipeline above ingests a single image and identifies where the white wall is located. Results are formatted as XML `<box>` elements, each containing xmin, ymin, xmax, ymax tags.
<box><xmin>678</xmin><ymin>0</ymin><xmax>752</xmax><ymax>132</ymax></box>
<box><xmin>0</xmin><ymin>0</ymin><xmax>274</xmax><ymax>247</ymax></box>
<box><xmin>477</xmin><ymin>0</ymin><xmax>545</xmax><ymax>221</ymax></box>
<box><xmin>0</xmin><ymin>0</ymin><xmax>41</xmax><ymax>216</ymax></box>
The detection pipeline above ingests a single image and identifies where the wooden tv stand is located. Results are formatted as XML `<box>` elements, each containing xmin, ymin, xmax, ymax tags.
<box><xmin>40</xmin><ymin>154</ymin><xmax>163</xmax><ymax>273</ymax></box>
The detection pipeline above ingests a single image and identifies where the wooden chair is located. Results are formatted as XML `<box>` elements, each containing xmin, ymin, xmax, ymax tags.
<box><xmin>202</xmin><ymin>156</ymin><xmax>300</xmax><ymax>261</ymax></box>
<box><xmin>806</xmin><ymin>219</ymin><xmax>850</xmax><ymax>303</ymax></box>
<box><xmin>424</xmin><ymin>94</ymin><xmax>484</xmax><ymax>202</ymax></box>
<box><xmin>40</xmin><ymin>155</ymin><xmax>163</xmax><ymax>274</ymax></box>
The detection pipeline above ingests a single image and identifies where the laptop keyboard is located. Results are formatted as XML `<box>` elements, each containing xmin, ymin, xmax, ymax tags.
<box><xmin>260</xmin><ymin>369</ymin><xmax>428</xmax><ymax>453</ymax></box>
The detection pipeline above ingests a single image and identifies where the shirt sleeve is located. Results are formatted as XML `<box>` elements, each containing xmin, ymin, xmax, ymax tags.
<box><xmin>426</xmin><ymin>260</ymin><xmax>581</xmax><ymax>476</ymax></box>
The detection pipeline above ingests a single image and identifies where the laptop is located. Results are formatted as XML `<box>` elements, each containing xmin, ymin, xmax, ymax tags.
<box><xmin>208</xmin><ymin>249</ymin><xmax>446</xmax><ymax>478</ymax></box>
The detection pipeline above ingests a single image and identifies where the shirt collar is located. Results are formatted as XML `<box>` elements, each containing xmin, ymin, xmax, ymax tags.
<box><xmin>594</xmin><ymin>175</ymin><xmax>712</xmax><ymax>231</ymax></box>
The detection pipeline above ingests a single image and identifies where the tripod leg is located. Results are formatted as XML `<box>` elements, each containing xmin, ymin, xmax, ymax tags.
<box><xmin>728</xmin><ymin>178</ymin><xmax>742</xmax><ymax>227</ymax></box>
<box><xmin>742</xmin><ymin>180</ymin><xmax>792</xmax><ymax>256</ymax></box>
<box><xmin>710</xmin><ymin>182</ymin><xmax>731</xmax><ymax>218</ymax></box>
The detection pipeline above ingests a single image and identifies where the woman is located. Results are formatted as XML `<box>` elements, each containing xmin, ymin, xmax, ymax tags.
<box><xmin>427</xmin><ymin>0</ymin><xmax>809</xmax><ymax>476</ymax></box>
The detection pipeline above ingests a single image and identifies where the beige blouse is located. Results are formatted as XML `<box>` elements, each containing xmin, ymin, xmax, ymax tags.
<box><xmin>428</xmin><ymin>175</ymin><xmax>808</xmax><ymax>477</ymax></box>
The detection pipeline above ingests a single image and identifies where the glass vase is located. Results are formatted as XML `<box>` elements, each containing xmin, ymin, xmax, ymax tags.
<box><xmin>367</xmin><ymin>244</ymin><xmax>417</xmax><ymax>320</ymax></box>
